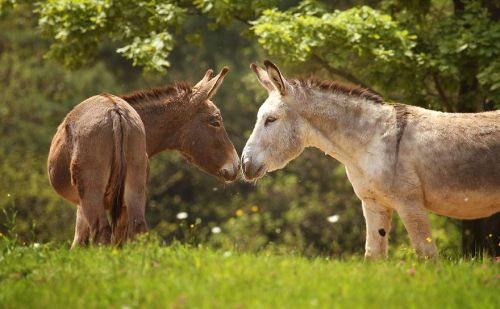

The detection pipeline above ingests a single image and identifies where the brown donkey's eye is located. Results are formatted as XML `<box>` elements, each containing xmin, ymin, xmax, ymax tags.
<box><xmin>210</xmin><ymin>120</ymin><xmax>221</xmax><ymax>128</ymax></box>
<box><xmin>265</xmin><ymin>116</ymin><xmax>277</xmax><ymax>126</ymax></box>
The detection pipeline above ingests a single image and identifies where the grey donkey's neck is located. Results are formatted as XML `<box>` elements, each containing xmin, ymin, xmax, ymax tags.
<box><xmin>296</xmin><ymin>88</ymin><xmax>395</xmax><ymax>169</ymax></box>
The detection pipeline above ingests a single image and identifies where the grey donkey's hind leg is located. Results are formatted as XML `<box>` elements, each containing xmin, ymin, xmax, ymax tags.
<box><xmin>71</xmin><ymin>206</ymin><xmax>90</xmax><ymax>249</ymax></box>
<box><xmin>396</xmin><ymin>201</ymin><xmax>438</xmax><ymax>260</ymax></box>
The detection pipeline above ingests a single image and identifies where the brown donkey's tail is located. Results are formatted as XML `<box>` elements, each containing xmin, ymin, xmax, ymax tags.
<box><xmin>109</xmin><ymin>106</ymin><xmax>128</xmax><ymax>240</ymax></box>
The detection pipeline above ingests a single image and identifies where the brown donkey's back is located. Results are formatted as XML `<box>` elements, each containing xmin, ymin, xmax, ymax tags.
<box><xmin>48</xmin><ymin>94</ymin><xmax>148</xmax><ymax>247</ymax></box>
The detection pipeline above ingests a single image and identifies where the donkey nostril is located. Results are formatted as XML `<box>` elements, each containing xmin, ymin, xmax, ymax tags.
<box><xmin>219</xmin><ymin>164</ymin><xmax>237</xmax><ymax>181</ymax></box>
<box><xmin>242</xmin><ymin>156</ymin><xmax>252</xmax><ymax>175</ymax></box>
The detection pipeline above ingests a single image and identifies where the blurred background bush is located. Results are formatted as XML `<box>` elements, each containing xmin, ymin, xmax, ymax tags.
<box><xmin>1</xmin><ymin>0</ymin><xmax>498</xmax><ymax>257</ymax></box>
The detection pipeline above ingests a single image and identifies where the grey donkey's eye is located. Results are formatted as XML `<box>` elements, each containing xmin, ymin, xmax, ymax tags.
<box><xmin>264</xmin><ymin>116</ymin><xmax>277</xmax><ymax>126</ymax></box>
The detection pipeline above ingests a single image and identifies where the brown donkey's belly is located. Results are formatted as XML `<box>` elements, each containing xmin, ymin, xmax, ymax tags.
<box><xmin>47</xmin><ymin>124</ymin><xmax>80</xmax><ymax>205</ymax></box>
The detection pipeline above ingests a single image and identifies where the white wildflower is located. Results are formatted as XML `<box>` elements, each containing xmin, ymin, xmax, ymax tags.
<box><xmin>176</xmin><ymin>212</ymin><xmax>188</xmax><ymax>220</ymax></box>
<box><xmin>327</xmin><ymin>215</ymin><xmax>339</xmax><ymax>223</ymax></box>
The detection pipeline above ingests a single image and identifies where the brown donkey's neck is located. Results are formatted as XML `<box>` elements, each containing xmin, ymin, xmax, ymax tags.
<box><xmin>121</xmin><ymin>83</ymin><xmax>193</xmax><ymax>157</ymax></box>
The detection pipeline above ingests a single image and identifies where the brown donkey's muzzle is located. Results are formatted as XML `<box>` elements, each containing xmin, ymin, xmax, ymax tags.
<box><xmin>218</xmin><ymin>149</ymin><xmax>240</xmax><ymax>182</ymax></box>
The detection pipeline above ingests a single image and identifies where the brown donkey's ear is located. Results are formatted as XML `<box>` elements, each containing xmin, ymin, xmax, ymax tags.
<box><xmin>263</xmin><ymin>59</ymin><xmax>287</xmax><ymax>96</ymax></box>
<box><xmin>250</xmin><ymin>63</ymin><xmax>275</xmax><ymax>93</ymax></box>
<box><xmin>194</xmin><ymin>67</ymin><xmax>229</xmax><ymax>99</ymax></box>
<box><xmin>194</xmin><ymin>69</ymin><xmax>214</xmax><ymax>90</ymax></box>
<box><xmin>206</xmin><ymin>66</ymin><xmax>229</xmax><ymax>98</ymax></box>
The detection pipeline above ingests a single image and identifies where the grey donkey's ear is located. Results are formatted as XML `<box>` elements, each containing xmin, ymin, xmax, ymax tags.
<box><xmin>194</xmin><ymin>67</ymin><xmax>230</xmax><ymax>99</ymax></box>
<box><xmin>263</xmin><ymin>60</ymin><xmax>287</xmax><ymax>96</ymax></box>
<box><xmin>250</xmin><ymin>63</ymin><xmax>275</xmax><ymax>93</ymax></box>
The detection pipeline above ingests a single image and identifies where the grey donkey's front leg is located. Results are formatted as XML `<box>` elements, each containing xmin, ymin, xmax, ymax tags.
<box><xmin>396</xmin><ymin>200</ymin><xmax>438</xmax><ymax>260</ymax></box>
<box><xmin>362</xmin><ymin>200</ymin><xmax>393</xmax><ymax>260</ymax></box>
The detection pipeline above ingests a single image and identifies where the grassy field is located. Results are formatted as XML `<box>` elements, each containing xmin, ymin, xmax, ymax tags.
<box><xmin>0</xmin><ymin>239</ymin><xmax>498</xmax><ymax>309</ymax></box>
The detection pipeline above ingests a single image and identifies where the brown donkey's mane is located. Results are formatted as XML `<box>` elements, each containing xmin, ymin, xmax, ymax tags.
<box><xmin>120</xmin><ymin>82</ymin><xmax>193</xmax><ymax>109</ymax></box>
<box><xmin>290</xmin><ymin>77</ymin><xmax>384</xmax><ymax>105</ymax></box>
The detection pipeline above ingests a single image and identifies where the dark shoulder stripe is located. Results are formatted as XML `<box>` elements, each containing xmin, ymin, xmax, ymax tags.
<box><xmin>393</xmin><ymin>103</ymin><xmax>411</xmax><ymax>174</ymax></box>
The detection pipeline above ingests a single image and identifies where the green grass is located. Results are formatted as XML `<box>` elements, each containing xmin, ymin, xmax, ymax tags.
<box><xmin>0</xmin><ymin>239</ymin><xmax>498</xmax><ymax>309</ymax></box>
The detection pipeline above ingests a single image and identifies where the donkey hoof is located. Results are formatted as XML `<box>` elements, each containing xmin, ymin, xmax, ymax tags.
<box><xmin>96</xmin><ymin>226</ymin><xmax>112</xmax><ymax>245</ymax></box>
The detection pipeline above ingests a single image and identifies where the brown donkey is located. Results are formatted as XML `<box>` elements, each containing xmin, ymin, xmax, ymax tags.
<box><xmin>48</xmin><ymin>67</ymin><xmax>239</xmax><ymax>248</ymax></box>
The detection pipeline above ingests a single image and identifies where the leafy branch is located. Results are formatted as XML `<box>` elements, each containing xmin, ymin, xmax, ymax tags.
<box><xmin>312</xmin><ymin>54</ymin><xmax>380</xmax><ymax>96</ymax></box>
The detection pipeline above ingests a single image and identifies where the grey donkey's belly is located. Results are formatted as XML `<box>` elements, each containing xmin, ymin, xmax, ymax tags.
<box><xmin>417</xmin><ymin>158</ymin><xmax>500</xmax><ymax>219</ymax></box>
<box><xmin>413</xmin><ymin>133</ymin><xmax>500</xmax><ymax>219</ymax></box>
<box><xmin>423</xmin><ymin>186</ymin><xmax>500</xmax><ymax>219</ymax></box>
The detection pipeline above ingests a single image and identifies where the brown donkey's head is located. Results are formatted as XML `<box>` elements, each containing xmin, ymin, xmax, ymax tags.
<box><xmin>179</xmin><ymin>67</ymin><xmax>240</xmax><ymax>182</ymax></box>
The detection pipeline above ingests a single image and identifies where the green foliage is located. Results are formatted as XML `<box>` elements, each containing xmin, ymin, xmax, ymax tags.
<box><xmin>17</xmin><ymin>0</ymin><xmax>500</xmax><ymax>107</ymax></box>
<box><xmin>10</xmin><ymin>0</ymin><xmax>499</xmax><ymax>108</ymax></box>
<box><xmin>34</xmin><ymin>0</ymin><xmax>277</xmax><ymax>71</ymax></box>
<box><xmin>116</xmin><ymin>31</ymin><xmax>174</xmax><ymax>69</ymax></box>
<box><xmin>388</xmin><ymin>0</ymin><xmax>500</xmax><ymax>106</ymax></box>
<box><xmin>37</xmin><ymin>0</ymin><xmax>187</xmax><ymax>71</ymax></box>
<box><xmin>0</xmin><ymin>241</ymin><xmax>498</xmax><ymax>308</ymax></box>
<box><xmin>193</xmin><ymin>0</ymin><xmax>277</xmax><ymax>27</ymax></box>
<box><xmin>0</xmin><ymin>0</ymin><xmax>15</xmax><ymax>14</ymax></box>
<box><xmin>3</xmin><ymin>0</ymin><xmax>495</xmax><ymax>257</ymax></box>
<box><xmin>252</xmin><ymin>5</ymin><xmax>416</xmax><ymax>64</ymax></box>
<box><xmin>0</xmin><ymin>10</ymin><xmax>124</xmax><ymax>242</ymax></box>
<box><xmin>252</xmin><ymin>0</ymin><xmax>500</xmax><ymax>109</ymax></box>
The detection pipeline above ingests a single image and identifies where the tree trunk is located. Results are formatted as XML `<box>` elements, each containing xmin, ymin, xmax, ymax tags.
<box><xmin>462</xmin><ymin>214</ymin><xmax>500</xmax><ymax>257</ymax></box>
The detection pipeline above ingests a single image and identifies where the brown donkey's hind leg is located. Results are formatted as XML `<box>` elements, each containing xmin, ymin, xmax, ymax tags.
<box><xmin>71</xmin><ymin>206</ymin><xmax>90</xmax><ymax>249</ymax></box>
<box><xmin>72</xmin><ymin>161</ymin><xmax>112</xmax><ymax>245</ymax></box>
<box><xmin>124</xmin><ymin>168</ymin><xmax>148</xmax><ymax>238</ymax></box>
<box><xmin>112</xmin><ymin>183</ymin><xmax>148</xmax><ymax>243</ymax></box>
<box><xmin>112</xmin><ymin>146</ymin><xmax>148</xmax><ymax>244</ymax></box>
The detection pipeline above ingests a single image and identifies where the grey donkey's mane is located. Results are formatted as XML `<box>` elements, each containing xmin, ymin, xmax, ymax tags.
<box><xmin>290</xmin><ymin>77</ymin><xmax>384</xmax><ymax>105</ymax></box>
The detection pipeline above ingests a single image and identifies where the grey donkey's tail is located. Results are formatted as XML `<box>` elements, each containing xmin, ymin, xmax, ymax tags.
<box><xmin>109</xmin><ymin>106</ymin><xmax>128</xmax><ymax>238</ymax></box>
